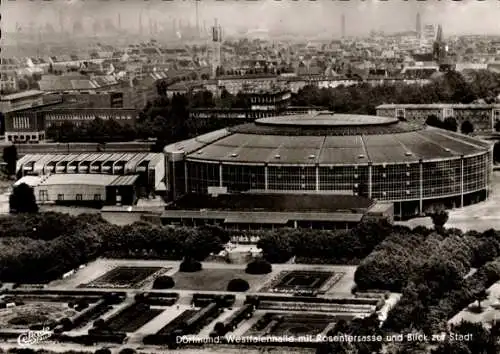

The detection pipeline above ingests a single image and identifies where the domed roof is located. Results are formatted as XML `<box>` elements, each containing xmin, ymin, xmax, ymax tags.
<box><xmin>230</xmin><ymin>112</ymin><xmax>421</xmax><ymax>136</ymax></box>
<box><xmin>165</xmin><ymin>113</ymin><xmax>491</xmax><ymax>165</ymax></box>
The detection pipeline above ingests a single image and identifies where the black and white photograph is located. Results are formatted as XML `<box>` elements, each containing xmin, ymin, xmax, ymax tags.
<box><xmin>1</xmin><ymin>0</ymin><xmax>500</xmax><ymax>353</ymax></box>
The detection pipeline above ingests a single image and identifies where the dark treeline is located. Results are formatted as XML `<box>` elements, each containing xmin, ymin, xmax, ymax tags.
<box><xmin>256</xmin><ymin>220</ymin><xmax>393</xmax><ymax>264</ymax></box>
<box><xmin>291</xmin><ymin>70</ymin><xmax>500</xmax><ymax>113</ymax></box>
<box><xmin>0</xmin><ymin>213</ymin><xmax>228</xmax><ymax>283</ymax></box>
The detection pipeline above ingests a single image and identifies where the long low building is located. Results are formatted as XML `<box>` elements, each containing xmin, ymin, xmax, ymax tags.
<box><xmin>15</xmin><ymin>173</ymin><xmax>139</xmax><ymax>206</ymax></box>
<box><xmin>162</xmin><ymin>193</ymin><xmax>393</xmax><ymax>230</ymax></box>
<box><xmin>15</xmin><ymin>152</ymin><xmax>165</xmax><ymax>194</ymax></box>
<box><xmin>376</xmin><ymin>103</ymin><xmax>500</xmax><ymax>133</ymax></box>
<box><xmin>4</xmin><ymin>107</ymin><xmax>138</xmax><ymax>143</ymax></box>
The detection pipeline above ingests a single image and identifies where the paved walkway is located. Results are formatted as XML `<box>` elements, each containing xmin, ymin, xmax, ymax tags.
<box><xmin>398</xmin><ymin>171</ymin><xmax>500</xmax><ymax>232</ymax></box>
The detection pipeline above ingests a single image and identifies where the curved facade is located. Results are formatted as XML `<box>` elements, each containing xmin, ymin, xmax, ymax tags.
<box><xmin>165</xmin><ymin>112</ymin><xmax>493</xmax><ymax>218</ymax></box>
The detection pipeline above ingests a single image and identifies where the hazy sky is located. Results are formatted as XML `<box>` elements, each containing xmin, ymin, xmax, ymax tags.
<box><xmin>1</xmin><ymin>0</ymin><xmax>500</xmax><ymax>36</ymax></box>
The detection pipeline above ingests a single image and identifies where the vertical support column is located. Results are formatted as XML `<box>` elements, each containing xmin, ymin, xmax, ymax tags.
<box><xmin>315</xmin><ymin>165</ymin><xmax>319</xmax><ymax>191</ymax></box>
<box><xmin>164</xmin><ymin>154</ymin><xmax>169</xmax><ymax>195</ymax></box>
<box><xmin>264</xmin><ymin>164</ymin><xmax>269</xmax><ymax>190</ymax></box>
<box><xmin>460</xmin><ymin>156</ymin><xmax>464</xmax><ymax>208</ymax></box>
<box><xmin>368</xmin><ymin>163</ymin><xmax>372</xmax><ymax>199</ymax></box>
<box><xmin>172</xmin><ymin>162</ymin><xmax>176</xmax><ymax>201</ymax></box>
<box><xmin>486</xmin><ymin>151</ymin><xmax>491</xmax><ymax>199</ymax></box>
<box><xmin>219</xmin><ymin>163</ymin><xmax>223</xmax><ymax>188</ymax></box>
<box><xmin>419</xmin><ymin>159</ymin><xmax>423</xmax><ymax>215</ymax></box>
<box><xmin>184</xmin><ymin>162</ymin><xmax>189</xmax><ymax>194</ymax></box>
<box><xmin>492</xmin><ymin>110</ymin><xmax>495</xmax><ymax>133</ymax></box>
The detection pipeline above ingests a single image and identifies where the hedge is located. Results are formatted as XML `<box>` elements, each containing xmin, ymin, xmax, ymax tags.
<box><xmin>227</xmin><ymin>278</ymin><xmax>250</xmax><ymax>292</ymax></box>
<box><xmin>245</xmin><ymin>259</ymin><xmax>272</xmax><ymax>274</ymax></box>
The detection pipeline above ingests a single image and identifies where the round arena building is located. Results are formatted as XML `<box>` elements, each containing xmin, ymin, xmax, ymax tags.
<box><xmin>164</xmin><ymin>112</ymin><xmax>493</xmax><ymax>219</ymax></box>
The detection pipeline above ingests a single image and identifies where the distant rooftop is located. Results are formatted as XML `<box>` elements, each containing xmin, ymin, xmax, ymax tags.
<box><xmin>1</xmin><ymin>90</ymin><xmax>44</xmax><ymax>101</ymax></box>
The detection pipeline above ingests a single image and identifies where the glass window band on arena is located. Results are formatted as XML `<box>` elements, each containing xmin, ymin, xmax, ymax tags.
<box><xmin>164</xmin><ymin>113</ymin><xmax>492</xmax><ymax>218</ymax></box>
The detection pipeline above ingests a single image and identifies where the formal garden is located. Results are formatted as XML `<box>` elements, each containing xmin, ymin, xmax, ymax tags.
<box><xmin>80</xmin><ymin>266</ymin><xmax>167</xmax><ymax>289</ymax></box>
<box><xmin>245</xmin><ymin>313</ymin><xmax>342</xmax><ymax>338</ymax></box>
<box><xmin>258</xmin><ymin>270</ymin><xmax>343</xmax><ymax>295</ymax></box>
<box><xmin>0</xmin><ymin>301</ymin><xmax>78</xmax><ymax>330</ymax></box>
<box><xmin>0</xmin><ymin>291</ymin><xmax>125</xmax><ymax>335</ymax></box>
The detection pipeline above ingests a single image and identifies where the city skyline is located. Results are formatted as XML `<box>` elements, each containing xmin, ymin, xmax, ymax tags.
<box><xmin>2</xmin><ymin>0</ymin><xmax>500</xmax><ymax>38</ymax></box>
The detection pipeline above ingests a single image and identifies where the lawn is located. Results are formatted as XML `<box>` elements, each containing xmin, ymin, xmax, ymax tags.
<box><xmin>171</xmin><ymin>268</ymin><xmax>268</xmax><ymax>292</ymax></box>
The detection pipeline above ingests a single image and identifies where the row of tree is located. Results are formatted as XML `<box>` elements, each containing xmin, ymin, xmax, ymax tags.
<box><xmin>424</xmin><ymin>115</ymin><xmax>475</xmax><ymax>134</ymax></box>
<box><xmin>291</xmin><ymin>70</ymin><xmax>500</xmax><ymax>114</ymax></box>
<box><xmin>355</xmin><ymin>228</ymin><xmax>500</xmax><ymax>292</ymax></box>
<box><xmin>45</xmin><ymin>119</ymin><xmax>137</xmax><ymax>143</ymax></box>
<box><xmin>384</xmin><ymin>257</ymin><xmax>500</xmax><ymax>335</ymax></box>
<box><xmin>256</xmin><ymin>219</ymin><xmax>393</xmax><ymax>264</ymax></box>
<box><xmin>0</xmin><ymin>213</ymin><xmax>228</xmax><ymax>283</ymax></box>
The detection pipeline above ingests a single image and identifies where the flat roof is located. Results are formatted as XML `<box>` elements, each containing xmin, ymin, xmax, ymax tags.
<box><xmin>14</xmin><ymin>176</ymin><xmax>43</xmax><ymax>187</ymax></box>
<box><xmin>1</xmin><ymin>90</ymin><xmax>44</xmax><ymax>101</ymax></box>
<box><xmin>172</xmin><ymin>193</ymin><xmax>374</xmax><ymax>212</ymax></box>
<box><xmin>39</xmin><ymin>174</ymin><xmax>118</xmax><ymax>186</ymax></box>
<box><xmin>256</xmin><ymin>113</ymin><xmax>399</xmax><ymax>127</ymax></box>
<box><xmin>161</xmin><ymin>210</ymin><xmax>364</xmax><ymax>223</ymax></box>
<box><xmin>377</xmin><ymin>103</ymin><xmax>500</xmax><ymax>109</ymax></box>
<box><xmin>224</xmin><ymin>215</ymin><xmax>289</xmax><ymax>224</ymax></box>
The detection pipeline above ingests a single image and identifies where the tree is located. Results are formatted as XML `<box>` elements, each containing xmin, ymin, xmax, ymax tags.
<box><xmin>93</xmin><ymin>318</ymin><xmax>107</xmax><ymax>330</ymax></box>
<box><xmin>156</xmin><ymin>80</ymin><xmax>168</xmax><ymax>97</ymax></box>
<box><xmin>451</xmin><ymin>321</ymin><xmax>496</xmax><ymax>354</ymax></box>
<box><xmin>431</xmin><ymin>341</ymin><xmax>472</xmax><ymax>354</ymax></box>
<box><xmin>119</xmin><ymin>349</ymin><xmax>137</xmax><ymax>354</ymax></box>
<box><xmin>461</xmin><ymin>120</ymin><xmax>474</xmax><ymax>135</ymax></box>
<box><xmin>179</xmin><ymin>258</ymin><xmax>202</xmax><ymax>272</ymax></box>
<box><xmin>227</xmin><ymin>278</ymin><xmax>250</xmax><ymax>292</ymax></box>
<box><xmin>495</xmin><ymin>120</ymin><xmax>500</xmax><ymax>132</ymax></box>
<box><xmin>475</xmin><ymin>289</ymin><xmax>489</xmax><ymax>309</ymax></box>
<box><xmin>493</xmin><ymin>143</ymin><xmax>500</xmax><ymax>164</ymax></box>
<box><xmin>9</xmin><ymin>183</ymin><xmax>38</xmax><ymax>214</ymax></box>
<box><xmin>425</xmin><ymin>115</ymin><xmax>443</xmax><ymax>128</ymax></box>
<box><xmin>427</xmin><ymin>205</ymin><xmax>449</xmax><ymax>230</ymax></box>
<box><xmin>442</xmin><ymin>117</ymin><xmax>458</xmax><ymax>132</ymax></box>
<box><xmin>245</xmin><ymin>259</ymin><xmax>272</xmax><ymax>274</ymax></box>
<box><xmin>2</xmin><ymin>144</ymin><xmax>17</xmax><ymax>176</ymax></box>
<box><xmin>95</xmin><ymin>349</ymin><xmax>112</xmax><ymax>354</ymax></box>
<box><xmin>152</xmin><ymin>275</ymin><xmax>175</xmax><ymax>289</ymax></box>
<box><xmin>18</xmin><ymin>78</ymin><xmax>29</xmax><ymax>91</ymax></box>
